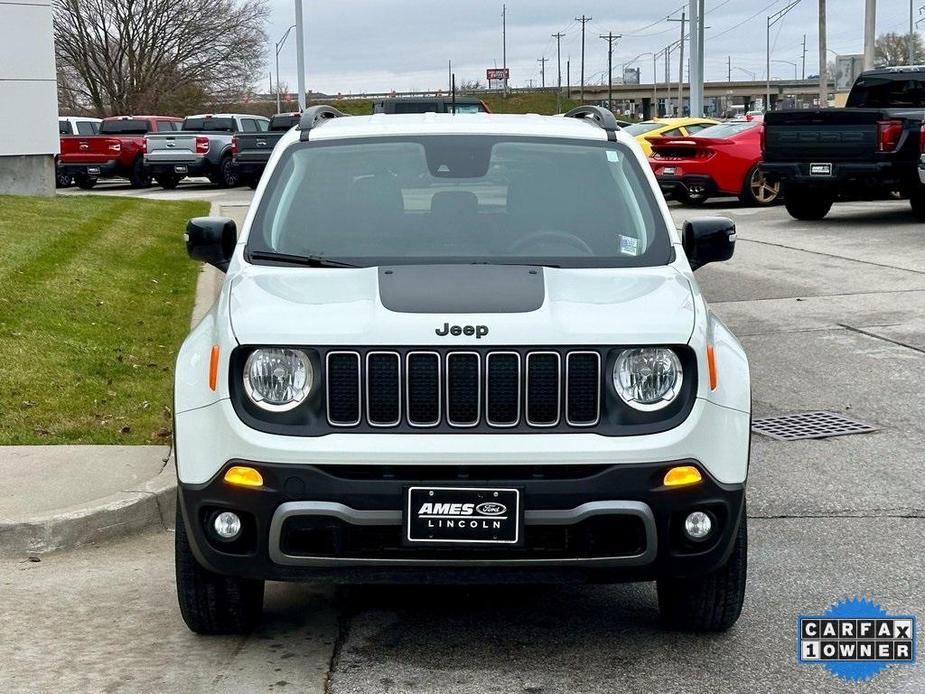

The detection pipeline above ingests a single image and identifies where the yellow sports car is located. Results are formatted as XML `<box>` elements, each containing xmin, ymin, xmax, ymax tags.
<box><xmin>623</xmin><ymin>117</ymin><xmax>719</xmax><ymax>156</ymax></box>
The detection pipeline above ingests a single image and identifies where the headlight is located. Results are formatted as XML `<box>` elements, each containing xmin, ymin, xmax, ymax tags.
<box><xmin>613</xmin><ymin>347</ymin><xmax>683</xmax><ymax>411</ymax></box>
<box><xmin>243</xmin><ymin>348</ymin><xmax>313</xmax><ymax>411</ymax></box>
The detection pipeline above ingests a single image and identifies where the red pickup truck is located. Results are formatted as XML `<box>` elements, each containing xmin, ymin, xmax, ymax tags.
<box><xmin>59</xmin><ymin>115</ymin><xmax>182</xmax><ymax>188</ymax></box>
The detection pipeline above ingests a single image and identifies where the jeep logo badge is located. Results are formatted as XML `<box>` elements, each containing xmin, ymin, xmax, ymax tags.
<box><xmin>435</xmin><ymin>322</ymin><xmax>488</xmax><ymax>338</ymax></box>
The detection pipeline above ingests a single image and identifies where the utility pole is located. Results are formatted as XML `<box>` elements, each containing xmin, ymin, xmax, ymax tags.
<box><xmin>728</xmin><ymin>55</ymin><xmax>732</xmax><ymax>82</ymax></box>
<box><xmin>294</xmin><ymin>0</ymin><xmax>306</xmax><ymax>110</ymax></box>
<box><xmin>910</xmin><ymin>0</ymin><xmax>915</xmax><ymax>63</ymax></box>
<box><xmin>766</xmin><ymin>1</ymin><xmax>800</xmax><ymax>113</ymax></box>
<box><xmin>448</xmin><ymin>59</ymin><xmax>452</xmax><ymax>93</ymax></box>
<box><xmin>576</xmin><ymin>15</ymin><xmax>592</xmax><ymax>103</ymax></box>
<box><xmin>600</xmin><ymin>32</ymin><xmax>621</xmax><ymax>111</ymax></box>
<box><xmin>566</xmin><ymin>59</ymin><xmax>571</xmax><ymax>99</ymax></box>
<box><xmin>552</xmin><ymin>31</ymin><xmax>565</xmax><ymax>112</ymax></box>
<box><xmin>864</xmin><ymin>0</ymin><xmax>876</xmax><ymax>70</ymax></box>
<box><xmin>801</xmin><ymin>33</ymin><xmax>807</xmax><ymax>79</ymax></box>
<box><xmin>502</xmin><ymin>4</ymin><xmax>508</xmax><ymax>96</ymax></box>
<box><xmin>537</xmin><ymin>56</ymin><xmax>549</xmax><ymax>88</ymax></box>
<box><xmin>668</xmin><ymin>11</ymin><xmax>686</xmax><ymax>114</ymax></box>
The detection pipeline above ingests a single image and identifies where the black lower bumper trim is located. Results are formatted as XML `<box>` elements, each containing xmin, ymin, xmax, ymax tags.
<box><xmin>178</xmin><ymin>459</ymin><xmax>745</xmax><ymax>584</ymax></box>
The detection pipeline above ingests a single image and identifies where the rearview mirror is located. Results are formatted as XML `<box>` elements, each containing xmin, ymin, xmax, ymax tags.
<box><xmin>682</xmin><ymin>217</ymin><xmax>736</xmax><ymax>271</ymax></box>
<box><xmin>185</xmin><ymin>217</ymin><xmax>236</xmax><ymax>272</ymax></box>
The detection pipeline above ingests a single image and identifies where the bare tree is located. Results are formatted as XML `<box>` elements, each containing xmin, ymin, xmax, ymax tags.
<box><xmin>875</xmin><ymin>31</ymin><xmax>925</xmax><ymax>67</ymax></box>
<box><xmin>54</xmin><ymin>0</ymin><xmax>270</xmax><ymax>115</ymax></box>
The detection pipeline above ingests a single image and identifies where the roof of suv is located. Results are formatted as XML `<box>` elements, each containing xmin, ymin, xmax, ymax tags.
<box><xmin>287</xmin><ymin>112</ymin><xmax>623</xmax><ymax>145</ymax></box>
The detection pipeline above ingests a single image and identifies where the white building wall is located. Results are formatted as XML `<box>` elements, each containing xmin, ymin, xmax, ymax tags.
<box><xmin>0</xmin><ymin>0</ymin><xmax>58</xmax><ymax>194</ymax></box>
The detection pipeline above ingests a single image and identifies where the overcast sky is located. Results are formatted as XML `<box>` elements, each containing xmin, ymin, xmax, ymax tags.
<box><xmin>264</xmin><ymin>0</ymin><xmax>917</xmax><ymax>95</ymax></box>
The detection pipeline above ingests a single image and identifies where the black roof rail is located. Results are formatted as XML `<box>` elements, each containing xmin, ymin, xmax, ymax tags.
<box><xmin>299</xmin><ymin>105</ymin><xmax>347</xmax><ymax>141</ymax></box>
<box><xmin>562</xmin><ymin>106</ymin><xmax>621</xmax><ymax>140</ymax></box>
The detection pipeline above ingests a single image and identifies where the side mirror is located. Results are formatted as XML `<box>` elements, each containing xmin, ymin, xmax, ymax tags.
<box><xmin>185</xmin><ymin>217</ymin><xmax>236</xmax><ymax>272</ymax></box>
<box><xmin>682</xmin><ymin>217</ymin><xmax>736</xmax><ymax>271</ymax></box>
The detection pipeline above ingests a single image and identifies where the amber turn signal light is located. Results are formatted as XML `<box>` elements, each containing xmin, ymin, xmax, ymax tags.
<box><xmin>224</xmin><ymin>466</ymin><xmax>264</xmax><ymax>488</ymax></box>
<box><xmin>209</xmin><ymin>345</ymin><xmax>220</xmax><ymax>391</ymax></box>
<box><xmin>664</xmin><ymin>465</ymin><xmax>703</xmax><ymax>487</ymax></box>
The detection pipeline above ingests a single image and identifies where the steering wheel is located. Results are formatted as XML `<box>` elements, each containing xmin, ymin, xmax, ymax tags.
<box><xmin>507</xmin><ymin>230</ymin><xmax>595</xmax><ymax>256</ymax></box>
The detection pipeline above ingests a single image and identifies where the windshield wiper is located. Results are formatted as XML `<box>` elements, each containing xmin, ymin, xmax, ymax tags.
<box><xmin>247</xmin><ymin>250</ymin><xmax>359</xmax><ymax>268</ymax></box>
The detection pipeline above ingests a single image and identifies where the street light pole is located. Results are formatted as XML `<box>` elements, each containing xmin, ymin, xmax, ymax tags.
<box><xmin>863</xmin><ymin>0</ymin><xmax>876</xmax><ymax>70</ymax></box>
<box><xmin>275</xmin><ymin>24</ymin><xmax>296</xmax><ymax>113</ymax></box>
<box><xmin>766</xmin><ymin>0</ymin><xmax>800</xmax><ymax>112</ymax></box>
<box><xmin>772</xmin><ymin>59</ymin><xmax>798</xmax><ymax>79</ymax></box>
<box><xmin>294</xmin><ymin>0</ymin><xmax>306</xmax><ymax>110</ymax></box>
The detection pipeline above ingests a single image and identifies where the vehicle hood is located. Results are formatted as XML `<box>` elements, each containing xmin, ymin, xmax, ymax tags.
<box><xmin>227</xmin><ymin>264</ymin><xmax>696</xmax><ymax>346</ymax></box>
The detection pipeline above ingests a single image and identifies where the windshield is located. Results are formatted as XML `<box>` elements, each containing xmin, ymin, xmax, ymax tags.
<box><xmin>622</xmin><ymin>122</ymin><xmax>662</xmax><ymax>136</ymax></box>
<box><xmin>182</xmin><ymin>117</ymin><xmax>235</xmax><ymax>132</ymax></box>
<box><xmin>100</xmin><ymin>119</ymin><xmax>149</xmax><ymax>134</ymax></box>
<box><xmin>694</xmin><ymin>122</ymin><xmax>758</xmax><ymax>138</ymax></box>
<box><xmin>269</xmin><ymin>115</ymin><xmax>300</xmax><ymax>130</ymax></box>
<box><xmin>247</xmin><ymin>136</ymin><xmax>672</xmax><ymax>268</ymax></box>
<box><xmin>847</xmin><ymin>76</ymin><xmax>925</xmax><ymax>107</ymax></box>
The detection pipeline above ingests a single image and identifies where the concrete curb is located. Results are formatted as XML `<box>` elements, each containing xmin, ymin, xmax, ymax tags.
<box><xmin>0</xmin><ymin>200</ymin><xmax>232</xmax><ymax>557</ymax></box>
<box><xmin>0</xmin><ymin>463</ymin><xmax>177</xmax><ymax>557</ymax></box>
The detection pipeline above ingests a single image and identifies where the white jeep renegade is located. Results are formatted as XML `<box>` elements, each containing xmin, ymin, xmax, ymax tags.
<box><xmin>174</xmin><ymin>105</ymin><xmax>751</xmax><ymax>635</ymax></box>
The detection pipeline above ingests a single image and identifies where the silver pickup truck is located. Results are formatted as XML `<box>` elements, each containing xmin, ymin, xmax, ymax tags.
<box><xmin>144</xmin><ymin>113</ymin><xmax>269</xmax><ymax>188</ymax></box>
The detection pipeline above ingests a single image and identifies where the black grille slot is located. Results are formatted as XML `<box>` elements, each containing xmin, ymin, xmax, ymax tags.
<box><xmin>566</xmin><ymin>352</ymin><xmax>601</xmax><ymax>426</ymax></box>
<box><xmin>526</xmin><ymin>352</ymin><xmax>560</xmax><ymax>426</ymax></box>
<box><xmin>406</xmin><ymin>352</ymin><xmax>440</xmax><ymax>426</ymax></box>
<box><xmin>446</xmin><ymin>352</ymin><xmax>480</xmax><ymax>426</ymax></box>
<box><xmin>486</xmin><ymin>352</ymin><xmax>520</xmax><ymax>426</ymax></box>
<box><xmin>366</xmin><ymin>352</ymin><xmax>400</xmax><ymax>425</ymax></box>
<box><xmin>326</xmin><ymin>352</ymin><xmax>360</xmax><ymax>426</ymax></box>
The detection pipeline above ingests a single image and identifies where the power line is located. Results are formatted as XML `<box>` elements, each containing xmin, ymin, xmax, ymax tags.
<box><xmin>599</xmin><ymin>32</ymin><xmax>622</xmax><ymax>109</ymax></box>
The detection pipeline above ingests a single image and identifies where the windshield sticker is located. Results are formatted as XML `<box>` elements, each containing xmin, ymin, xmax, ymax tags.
<box><xmin>606</xmin><ymin>150</ymin><xmax>620</xmax><ymax>162</ymax></box>
<box><xmin>619</xmin><ymin>235</ymin><xmax>639</xmax><ymax>256</ymax></box>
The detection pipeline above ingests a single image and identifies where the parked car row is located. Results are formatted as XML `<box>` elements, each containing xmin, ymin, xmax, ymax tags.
<box><xmin>56</xmin><ymin>113</ymin><xmax>272</xmax><ymax>190</ymax></box>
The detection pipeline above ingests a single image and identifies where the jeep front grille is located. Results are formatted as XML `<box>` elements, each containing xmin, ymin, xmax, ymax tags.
<box><xmin>325</xmin><ymin>348</ymin><xmax>601</xmax><ymax>430</ymax></box>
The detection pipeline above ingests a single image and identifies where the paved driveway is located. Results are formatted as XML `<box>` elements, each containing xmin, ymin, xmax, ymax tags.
<box><xmin>2</xmin><ymin>196</ymin><xmax>922</xmax><ymax>693</ymax></box>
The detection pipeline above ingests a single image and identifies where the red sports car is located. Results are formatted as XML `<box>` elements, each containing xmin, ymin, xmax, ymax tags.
<box><xmin>648</xmin><ymin>120</ymin><xmax>781</xmax><ymax>206</ymax></box>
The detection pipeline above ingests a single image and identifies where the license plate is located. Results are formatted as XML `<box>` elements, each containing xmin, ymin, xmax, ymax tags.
<box><xmin>405</xmin><ymin>487</ymin><xmax>521</xmax><ymax>545</ymax></box>
<box><xmin>660</xmin><ymin>167</ymin><xmax>677</xmax><ymax>176</ymax></box>
<box><xmin>810</xmin><ymin>163</ymin><xmax>832</xmax><ymax>176</ymax></box>
<box><xmin>174</xmin><ymin>165</ymin><xmax>188</xmax><ymax>174</ymax></box>
<box><xmin>87</xmin><ymin>167</ymin><xmax>101</xmax><ymax>175</ymax></box>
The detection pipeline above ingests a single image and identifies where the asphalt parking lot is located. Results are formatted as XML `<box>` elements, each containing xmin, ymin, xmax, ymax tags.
<box><xmin>1</xmin><ymin>191</ymin><xmax>923</xmax><ymax>693</ymax></box>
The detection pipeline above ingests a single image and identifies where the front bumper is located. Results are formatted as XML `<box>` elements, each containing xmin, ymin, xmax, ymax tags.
<box><xmin>178</xmin><ymin>459</ymin><xmax>745</xmax><ymax>584</ymax></box>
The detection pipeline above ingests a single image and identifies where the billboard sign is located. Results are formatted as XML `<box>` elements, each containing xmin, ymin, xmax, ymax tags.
<box><xmin>486</xmin><ymin>68</ymin><xmax>510</xmax><ymax>81</ymax></box>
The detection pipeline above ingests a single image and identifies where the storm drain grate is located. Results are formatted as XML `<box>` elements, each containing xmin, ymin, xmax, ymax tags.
<box><xmin>751</xmin><ymin>411</ymin><xmax>878</xmax><ymax>441</ymax></box>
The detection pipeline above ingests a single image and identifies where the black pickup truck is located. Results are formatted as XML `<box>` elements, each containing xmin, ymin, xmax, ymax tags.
<box><xmin>232</xmin><ymin>112</ymin><xmax>301</xmax><ymax>187</ymax></box>
<box><xmin>762</xmin><ymin>66</ymin><xmax>925</xmax><ymax>220</ymax></box>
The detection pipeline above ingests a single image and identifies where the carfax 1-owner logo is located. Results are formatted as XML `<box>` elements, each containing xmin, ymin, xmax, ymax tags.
<box><xmin>797</xmin><ymin>597</ymin><xmax>917</xmax><ymax>682</ymax></box>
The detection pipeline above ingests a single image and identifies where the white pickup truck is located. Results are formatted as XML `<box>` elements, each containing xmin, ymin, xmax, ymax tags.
<box><xmin>173</xmin><ymin>106</ymin><xmax>751</xmax><ymax>636</ymax></box>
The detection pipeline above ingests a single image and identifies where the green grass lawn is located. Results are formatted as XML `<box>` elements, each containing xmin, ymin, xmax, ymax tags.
<box><xmin>0</xmin><ymin>195</ymin><xmax>208</xmax><ymax>444</ymax></box>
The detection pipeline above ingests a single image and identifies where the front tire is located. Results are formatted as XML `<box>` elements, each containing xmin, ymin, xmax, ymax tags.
<box><xmin>784</xmin><ymin>187</ymin><xmax>833</xmax><ymax>220</ymax></box>
<box><xmin>216</xmin><ymin>155</ymin><xmax>239</xmax><ymax>188</ymax></box>
<box><xmin>156</xmin><ymin>173</ymin><xmax>181</xmax><ymax>190</ymax></box>
<box><xmin>175</xmin><ymin>502</ymin><xmax>264</xmax><ymax>634</ymax></box>
<box><xmin>909</xmin><ymin>190</ymin><xmax>925</xmax><ymax>221</ymax></box>
<box><xmin>128</xmin><ymin>157</ymin><xmax>152</xmax><ymax>188</ymax></box>
<box><xmin>74</xmin><ymin>174</ymin><xmax>97</xmax><ymax>190</ymax></box>
<box><xmin>657</xmin><ymin>507</ymin><xmax>747</xmax><ymax>632</ymax></box>
<box><xmin>739</xmin><ymin>165</ymin><xmax>781</xmax><ymax>206</ymax></box>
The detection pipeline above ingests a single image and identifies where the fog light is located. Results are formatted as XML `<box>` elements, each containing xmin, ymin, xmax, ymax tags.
<box><xmin>683</xmin><ymin>511</ymin><xmax>713</xmax><ymax>540</ymax></box>
<box><xmin>212</xmin><ymin>511</ymin><xmax>242</xmax><ymax>540</ymax></box>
